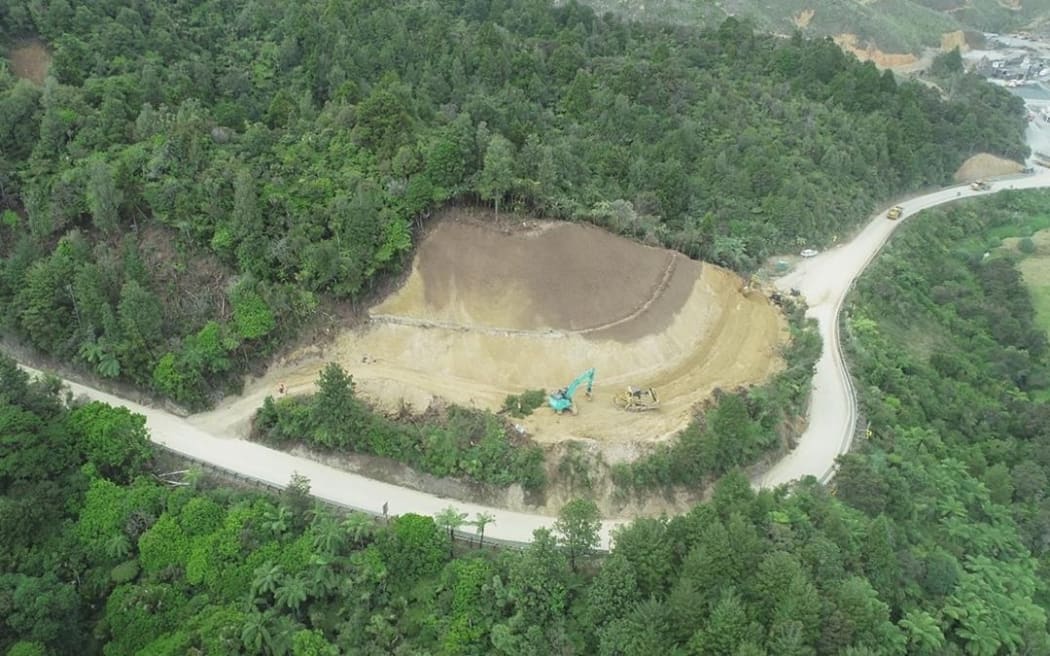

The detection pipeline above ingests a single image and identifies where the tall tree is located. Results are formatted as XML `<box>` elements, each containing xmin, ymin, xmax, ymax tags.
<box><xmin>65</xmin><ymin>402</ymin><xmax>152</xmax><ymax>483</ymax></box>
<box><xmin>85</xmin><ymin>158</ymin><xmax>122</xmax><ymax>235</ymax></box>
<box><xmin>473</xmin><ymin>511</ymin><xmax>494</xmax><ymax>548</ymax></box>
<box><xmin>311</xmin><ymin>363</ymin><xmax>365</xmax><ymax>449</ymax></box>
<box><xmin>554</xmin><ymin>498</ymin><xmax>601</xmax><ymax>572</ymax></box>
<box><xmin>434</xmin><ymin>506</ymin><xmax>468</xmax><ymax>557</ymax></box>
<box><xmin>477</xmin><ymin>134</ymin><xmax>515</xmax><ymax>217</ymax></box>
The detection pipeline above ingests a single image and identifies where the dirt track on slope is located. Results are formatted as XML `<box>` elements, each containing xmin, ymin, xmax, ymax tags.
<box><xmin>196</xmin><ymin>214</ymin><xmax>787</xmax><ymax>448</ymax></box>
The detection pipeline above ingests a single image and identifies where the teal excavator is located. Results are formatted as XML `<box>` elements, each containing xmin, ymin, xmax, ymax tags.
<box><xmin>548</xmin><ymin>368</ymin><xmax>595</xmax><ymax>414</ymax></box>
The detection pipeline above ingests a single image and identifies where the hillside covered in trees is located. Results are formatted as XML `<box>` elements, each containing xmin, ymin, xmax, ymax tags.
<box><xmin>578</xmin><ymin>0</ymin><xmax>1050</xmax><ymax>54</ymax></box>
<box><xmin>0</xmin><ymin>0</ymin><xmax>1029</xmax><ymax>407</ymax></box>
<box><xmin>5</xmin><ymin>186</ymin><xmax>1050</xmax><ymax>653</ymax></box>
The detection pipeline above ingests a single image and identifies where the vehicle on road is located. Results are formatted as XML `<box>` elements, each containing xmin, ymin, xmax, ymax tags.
<box><xmin>970</xmin><ymin>180</ymin><xmax>991</xmax><ymax>191</ymax></box>
<box><xmin>613</xmin><ymin>386</ymin><xmax>659</xmax><ymax>412</ymax></box>
<box><xmin>548</xmin><ymin>368</ymin><xmax>595</xmax><ymax>414</ymax></box>
<box><xmin>887</xmin><ymin>205</ymin><xmax>903</xmax><ymax>220</ymax></box>
<box><xmin>800</xmin><ymin>248</ymin><xmax>818</xmax><ymax>258</ymax></box>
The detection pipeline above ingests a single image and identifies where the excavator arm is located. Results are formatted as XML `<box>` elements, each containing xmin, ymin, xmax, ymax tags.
<box><xmin>548</xmin><ymin>368</ymin><xmax>595</xmax><ymax>414</ymax></box>
<box><xmin>564</xmin><ymin>368</ymin><xmax>595</xmax><ymax>400</ymax></box>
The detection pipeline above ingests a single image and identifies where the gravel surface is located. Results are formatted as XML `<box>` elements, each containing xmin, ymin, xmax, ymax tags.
<box><xmin>757</xmin><ymin>168</ymin><xmax>1050</xmax><ymax>488</ymax></box>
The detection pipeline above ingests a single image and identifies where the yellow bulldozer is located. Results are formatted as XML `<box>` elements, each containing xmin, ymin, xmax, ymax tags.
<box><xmin>742</xmin><ymin>274</ymin><xmax>761</xmax><ymax>296</ymax></box>
<box><xmin>613</xmin><ymin>386</ymin><xmax>660</xmax><ymax>412</ymax></box>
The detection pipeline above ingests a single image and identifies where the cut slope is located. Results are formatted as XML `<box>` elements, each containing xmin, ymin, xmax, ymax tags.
<box><xmin>203</xmin><ymin>215</ymin><xmax>788</xmax><ymax>448</ymax></box>
<box><xmin>373</xmin><ymin>220</ymin><xmax>685</xmax><ymax>338</ymax></box>
<box><xmin>954</xmin><ymin>153</ymin><xmax>1024</xmax><ymax>181</ymax></box>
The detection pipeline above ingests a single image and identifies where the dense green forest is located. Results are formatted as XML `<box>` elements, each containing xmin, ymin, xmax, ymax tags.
<box><xmin>0</xmin><ymin>0</ymin><xmax>1028</xmax><ymax>407</ymax></box>
<box><xmin>6</xmin><ymin>192</ymin><xmax>1050</xmax><ymax>654</ymax></box>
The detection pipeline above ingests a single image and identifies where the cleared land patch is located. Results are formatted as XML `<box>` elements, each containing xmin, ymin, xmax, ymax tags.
<box><xmin>202</xmin><ymin>213</ymin><xmax>788</xmax><ymax>452</ymax></box>
<box><xmin>7</xmin><ymin>39</ymin><xmax>51</xmax><ymax>84</ymax></box>
<box><xmin>1011</xmin><ymin>229</ymin><xmax>1050</xmax><ymax>333</ymax></box>
<box><xmin>954</xmin><ymin>153</ymin><xmax>1024</xmax><ymax>182</ymax></box>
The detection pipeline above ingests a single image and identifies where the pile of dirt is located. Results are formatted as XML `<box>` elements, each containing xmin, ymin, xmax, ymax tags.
<box><xmin>7</xmin><ymin>39</ymin><xmax>51</xmax><ymax>85</ymax></box>
<box><xmin>374</xmin><ymin>219</ymin><xmax>685</xmax><ymax>338</ymax></box>
<box><xmin>954</xmin><ymin>153</ymin><xmax>1023</xmax><ymax>182</ymax></box>
<box><xmin>940</xmin><ymin>30</ymin><xmax>971</xmax><ymax>52</ymax></box>
<box><xmin>792</xmin><ymin>9</ymin><xmax>814</xmax><ymax>29</ymax></box>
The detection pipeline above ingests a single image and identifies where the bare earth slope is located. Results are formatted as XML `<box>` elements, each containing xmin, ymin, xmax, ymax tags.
<box><xmin>7</xmin><ymin>39</ymin><xmax>51</xmax><ymax>84</ymax></box>
<box><xmin>377</xmin><ymin>221</ymin><xmax>681</xmax><ymax>336</ymax></box>
<box><xmin>197</xmin><ymin>215</ymin><xmax>787</xmax><ymax>448</ymax></box>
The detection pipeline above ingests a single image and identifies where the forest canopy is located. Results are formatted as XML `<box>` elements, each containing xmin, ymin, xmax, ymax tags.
<box><xmin>0</xmin><ymin>0</ymin><xmax>1028</xmax><ymax>408</ymax></box>
<box><xmin>6</xmin><ymin>183</ymin><xmax>1050</xmax><ymax>656</ymax></box>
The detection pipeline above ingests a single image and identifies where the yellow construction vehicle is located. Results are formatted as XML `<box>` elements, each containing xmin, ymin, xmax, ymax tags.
<box><xmin>742</xmin><ymin>274</ymin><xmax>761</xmax><ymax>296</ymax></box>
<box><xmin>887</xmin><ymin>205</ymin><xmax>903</xmax><ymax>220</ymax></box>
<box><xmin>970</xmin><ymin>180</ymin><xmax>991</xmax><ymax>191</ymax></box>
<box><xmin>613</xmin><ymin>386</ymin><xmax>659</xmax><ymax>412</ymax></box>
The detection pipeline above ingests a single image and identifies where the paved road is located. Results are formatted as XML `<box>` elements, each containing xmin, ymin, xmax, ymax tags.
<box><xmin>757</xmin><ymin>170</ymin><xmax>1050</xmax><ymax>488</ymax></box>
<box><xmin>18</xmin><ymin>172</ymin><xmax>1050</xmax><ymax>550</ymax></box>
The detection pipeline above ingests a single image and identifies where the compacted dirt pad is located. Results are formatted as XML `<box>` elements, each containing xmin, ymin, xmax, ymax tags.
<box><xmin>200</xmin><ymin>215</ymin><xmax>786</xmax><ymax>447</ymax></box>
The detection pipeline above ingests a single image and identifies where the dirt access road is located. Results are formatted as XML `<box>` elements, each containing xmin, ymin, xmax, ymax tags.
<box><xmin>757</xmin><ymin>168</ymin><xmax>1050</xmax><ymax>488</ymax></box>
<box><xmin>18</xmin><ymin>173</ymin><xmax>1050</xmax><ymax>549</ymax></box>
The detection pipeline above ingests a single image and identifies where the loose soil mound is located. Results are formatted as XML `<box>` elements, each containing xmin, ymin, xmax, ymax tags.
<box><xmin>954</xmin><ymin>153</ymin><xmax>1023</xmax><ymax>181</ymax></box>
<box><xmin>206</xmin><ymin>214</ymin><xmax>788</xmax><ymax>448</ymax></box>
<box><xmin>7</xmin><ymin>39</ymin><xmax>51</xmax><ymax>85</ymax></box>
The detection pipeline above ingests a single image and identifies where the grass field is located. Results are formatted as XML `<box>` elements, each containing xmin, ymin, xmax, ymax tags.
<box><xmin>1015</xmin><ymin>230</ymin><xmax>1050</xmax><ymax>335</ymax></box>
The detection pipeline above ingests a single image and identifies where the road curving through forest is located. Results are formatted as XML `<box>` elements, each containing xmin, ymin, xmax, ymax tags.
<box><xmin>757</xmin><ymin>170</ymin><xmax>1050</xmax><ymax>488</ymax></box>
<box><xmin>18</xmin><ymin>172</ymin><xmax>1050</xmax><ymax>551</ymax></box>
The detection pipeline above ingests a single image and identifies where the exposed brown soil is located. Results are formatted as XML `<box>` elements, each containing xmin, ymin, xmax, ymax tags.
<box><xmin>834</xmin><ymin>33</ymin><xmax>918</xmax><ymax>68</ymax></box>
<box><xmin>182</xmin><ymin>212</ymin><xmax>789</xmax><ymax>517</ymax></box>
<box><xmin>954</xmin><ymin>153</ymin><xmax>1024</xmax><ymax>182</ymax></box>
<box><xmin>8</xmin><ymin>39</ymin><xmax>51</xmax><ymax>85</ymax></box>
<box><xmin>197</xmin><ymin>213</ymin><xmax>787</xmax><ymax>448</ymax></box>
<box><xmin>375</xmin><ymin>216</ymin><xmax>692</xmax><ymax>341</ymax></box>
<box><xmin>940</xmin><ymin>30</ymin><xmax>970</xmax><ymax>52</ymax></box>
<box><xmin>793</xmin><ymin>9</ymin><xmax>815</xmax><ymax>29</ymax></box>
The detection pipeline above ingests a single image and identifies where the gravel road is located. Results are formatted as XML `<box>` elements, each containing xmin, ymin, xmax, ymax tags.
<box><xmin>18</xmin><ymin>154</ymin><xmax>1050</xmax><ymax>551</ymax></box>
<box><xmin>757</xmin><ymin>169</ymin><xmax>1050</xmax><ymax>488</ymax></box>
